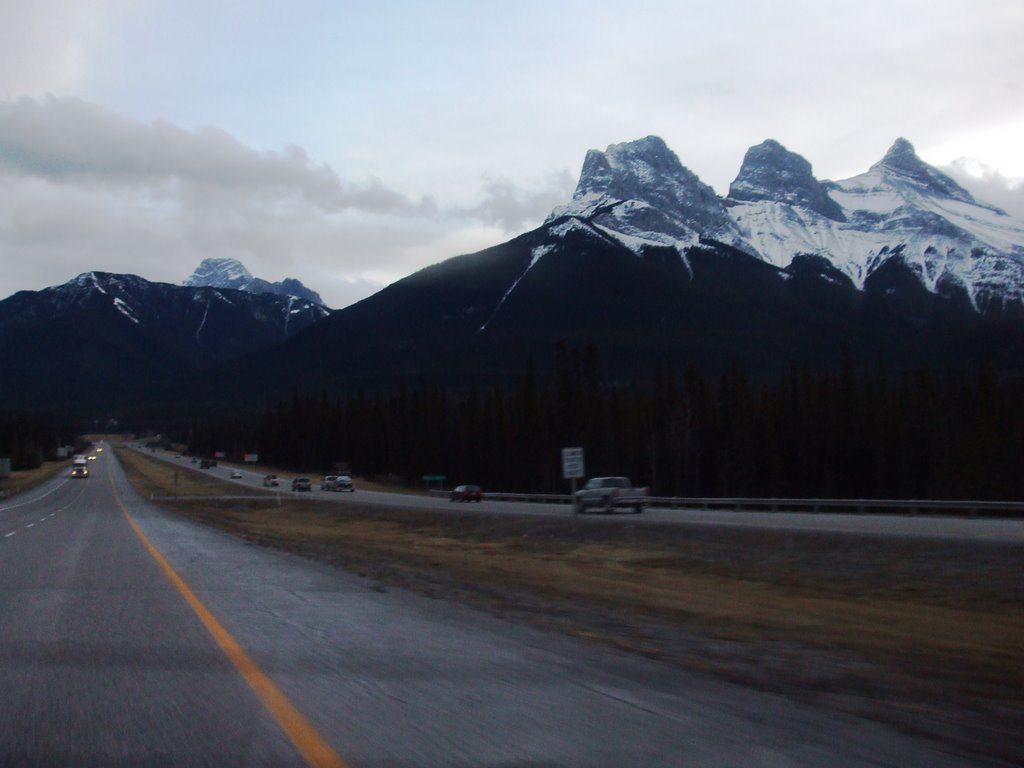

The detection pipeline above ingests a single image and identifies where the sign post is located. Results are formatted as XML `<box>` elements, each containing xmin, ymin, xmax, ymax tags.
<box><xmin>561</xmin><ymin>447</ymin><xmax>585</xmax><ymax>497</ymax></box>
<box><xmin>422</xmin><ymin>474</ymin><xmax>447</xmax><ymax>491</ymax></box>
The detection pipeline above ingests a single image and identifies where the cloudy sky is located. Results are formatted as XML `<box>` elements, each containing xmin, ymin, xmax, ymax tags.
<box><xmin>1</xmin><ymin>0</ymin><xmax>1022</xmax><ymax>308</ymax></box>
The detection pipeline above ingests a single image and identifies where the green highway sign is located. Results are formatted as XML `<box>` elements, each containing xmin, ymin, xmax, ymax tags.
<box><xmin>422</xmin><ymin>474</ymin><xmax>447</xmax><ymax>481</ymax></box>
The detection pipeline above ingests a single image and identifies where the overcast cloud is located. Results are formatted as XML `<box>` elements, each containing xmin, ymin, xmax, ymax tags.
<box><xmin>0</xmin><ymin>97</ymin><xmax>436</xmax><ymax>214</ymax></box>
<box><xmin>0</xmin><ymin>95</ymin><xmax>544</xmax><ymax>306</ymax></box>
<box><xmin>942</xmin><ymin>160</ymin><xmax>1024</xmax><ymax>219</ymax></box>
<box><xmin>0</xmin><ymin>1</ymin><xmax>1021</xmax><ymax>308</ymax></box>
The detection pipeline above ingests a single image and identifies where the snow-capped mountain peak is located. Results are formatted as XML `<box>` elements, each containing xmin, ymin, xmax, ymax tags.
<box><xmin>184</xmin><ymin>258</ymin><xmax>254</xmax><ymax>291</ymax></box>
<box><xmin>727</xmin><ymin>139</ymin><xmax>845</xmax><ymax>222</ymax></box>
<box><xmin>547</xmin><ymin>135</ymin><xmax>746</xmax><ymax>258</ymax></box>
<box><xmin>868</xmin><ymin>138</ymin><xmax>978</xmax><ymax>205</ymax></box>
<box><xmin>183</xmin><ymin>257</ymin><xmax>326</xmax><ymax>307</ymax></box>
<box><xmin>540</xmin><ymin>135</ymin><xmax>1024</xmax><ymax>315</ymax></box>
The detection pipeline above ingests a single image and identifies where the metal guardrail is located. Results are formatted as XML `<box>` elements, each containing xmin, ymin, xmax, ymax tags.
<box><xmin>430</xmin><ymin>490</ymin><xmax>1024</xmax><ymax>517</ymax></box>
<box><xmin>430</xmin><ymin>490</ymin><xmax>571</xmax><ymax>504</ymax></box>
<box><xmin>644</xmin><ymin>496</ymin><xmax>1024</xmax><ymax>517</ymax></box>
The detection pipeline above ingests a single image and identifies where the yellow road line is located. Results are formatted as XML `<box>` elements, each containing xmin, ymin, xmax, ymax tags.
<box><xmin>109</xmin><ymin>464</ymin><xmax>349</xmax><ymax>768</ymax></box>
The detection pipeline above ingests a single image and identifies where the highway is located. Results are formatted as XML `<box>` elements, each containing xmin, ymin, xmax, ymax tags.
<box><xmin>0</xmin><ymin>446</ymin><xmax>1006</xmax><ymax>766</ymax></box>
<box><xmin>151</xmin><ymin>448</ymin><xmax>1024</xmax><ymax>544</ymax></box>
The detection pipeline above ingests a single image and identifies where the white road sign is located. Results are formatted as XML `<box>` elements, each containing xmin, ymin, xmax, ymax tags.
<box><xmin>561</xmin><ymin>447</ymin><xmax>585</xmax><ymax>480</ymax></box>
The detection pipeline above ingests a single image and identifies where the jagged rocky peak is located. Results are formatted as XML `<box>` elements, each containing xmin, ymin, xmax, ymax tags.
<box><xmin>183</xmin><ymin>257</ymin><xmax>326</xmax><ymax>307</ymax></box>
<box><xmin>727</xmin><ymin>139</ymin><xmax>845</xmax><ymax>222</ymax></box>
<box><xmin>551</xmin><ymin>135</ymin><xmax>738</xmax><ymax>243</ymax></box>
<box><xmin>871</xmin><ymin>137</ymin><xmax>976</xmax><ymax>204</ymax></box>
<box><xmin>184</xmin><ymin>257</ymin><xmax>253</xmax><ymax>290</ymax></box>
<box><xmin>574</xmin><ymin>135</ymin><xmax>720</xmax><ymax>213</ymax></box>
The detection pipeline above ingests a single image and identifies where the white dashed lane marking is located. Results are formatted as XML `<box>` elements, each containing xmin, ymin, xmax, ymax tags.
<box><xmin>2</xmin><ymin>511</ymin><xmax>62</xmax><ymax>540</ymax></box>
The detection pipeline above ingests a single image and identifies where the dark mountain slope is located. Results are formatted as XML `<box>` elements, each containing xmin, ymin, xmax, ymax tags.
<box><xmin>199</xmin><ymin>214</ymin><xmax>1016</xmax><ymax>408</ymax></box>
<box><xmin>0</xmin><ymin>272</ymin><xmax>328</xmax><ymax>413</ymax></box>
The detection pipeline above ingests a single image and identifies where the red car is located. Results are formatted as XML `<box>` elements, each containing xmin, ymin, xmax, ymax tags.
<box><xmin>450</xmin><ymin>484</ymin><xmax>483</xmax><ymax>502</ymax></box>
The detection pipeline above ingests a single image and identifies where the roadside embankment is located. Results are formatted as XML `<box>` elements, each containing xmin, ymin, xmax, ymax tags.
<box><xmin>0</xmin><ymin>460</ymin><xmax>70</xmax><ymax>500</ymax></box>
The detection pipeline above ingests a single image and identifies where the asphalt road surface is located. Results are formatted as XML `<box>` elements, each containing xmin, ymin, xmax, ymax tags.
<box><xmin>0</xmin><ymin>446</ymin><xmax>1006</xmax><ymax>766</ymax></box>
<box><xmin>151</xmin><ymin>447</ymin><xmax>1024</xmax><ymax>544</ymax></box>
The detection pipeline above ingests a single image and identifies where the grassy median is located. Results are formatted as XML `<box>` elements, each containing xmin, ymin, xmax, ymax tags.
<box><xmin>115</xmin><ymin>445</ymin><xmax>1023</xmax><ymax>763</ymax></box>
<box><xmin>0</xmin><ymin>460</ymin><xmax>71</xmax><ymax>498</ymax></box>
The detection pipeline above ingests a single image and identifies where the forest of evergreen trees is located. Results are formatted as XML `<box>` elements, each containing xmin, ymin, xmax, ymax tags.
<box><xmin>180</xmin><ymin>346</ymin><xmax>1024</xmax><ymax>501</ymax></box>
<box><xmin>0</xmin><ymin>412</ymin><xmax>61</xmax><ymax>470</ymax></box>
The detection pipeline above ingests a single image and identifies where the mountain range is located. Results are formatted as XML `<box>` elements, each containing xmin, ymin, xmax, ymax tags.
<box><xmin>2</xmin><ymin>135</ymin><xmax>1022</xmax><ymax>417</ymax></box>
<box><xmin>232</xmin><ymin>135</ymin><xmax>1022</xmax><ymax>398</ymax></box>
<box><xmin>184</xmin><ymin>257</ymin><xmax>326</xmax><ymax>306</ymax></box>
<box><xmin>0</xmin><ymin>272</ymin><xmax>327</xmax><ymax>413</ymax></box>
<box><xmin>551</xmin><ymin>135</ymin><xmax>1023</xmax><ymax>313</ymax></box>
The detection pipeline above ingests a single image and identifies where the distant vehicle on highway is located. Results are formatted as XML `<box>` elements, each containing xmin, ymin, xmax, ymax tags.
<box><xmin>573</xmin><ymin>476</ymin><xmax>648</xmax><ymax>514</ymax></box>
<box><xmin>230</xmin><ymin>469</ymin><xmax>243</xmax><ymax>479</ymax></box>
<box><xmin>88</xmin><ymin>454</ymin><xmax>97</xmax><ymax>461</ymax></box>
<box><xmin>291</xmin><ymin>477</ymin><xmax>312</xmax><ymax>492</ymax></box>
<box><xmin>70</xmin><ymin>465</ymin><xmax>89</xmax><ymax>478</ymax></box>
<box><xmin>321</xmin><ymin>474</ymin><xmax>355</xmax><ymax>492</ymax></box>
<box><xmin>450</xmin><ymin>484</ymin><xmax>483</xmax><ymax>502</ymax></box>
<box><xmin>263</xmin><ymin>474</ymin><xmax>279</xmax><ymax>487</ymax></box>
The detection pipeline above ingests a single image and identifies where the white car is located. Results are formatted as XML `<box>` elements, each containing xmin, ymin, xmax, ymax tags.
<box><xmin>230</xmin><ymin>469</ymin><xmax>243</xmax><ymax>479</ymax></box>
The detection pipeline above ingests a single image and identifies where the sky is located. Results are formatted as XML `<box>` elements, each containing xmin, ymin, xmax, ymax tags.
<box><xmin>1</xmin><ymin>0</ymin><xmax>1022</xmax><ymax>309</ymax></box>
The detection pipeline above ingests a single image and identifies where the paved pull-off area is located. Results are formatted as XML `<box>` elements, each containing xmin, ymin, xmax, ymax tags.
<box><xmin>0</xmin><ymin>448</ymin><xmax>1004</xmax><ymax>766</ymax></box>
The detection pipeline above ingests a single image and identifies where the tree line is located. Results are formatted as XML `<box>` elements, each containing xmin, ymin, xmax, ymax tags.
<box><xmin>181</xmin><ymin>345</ymin><xmax>1024</xmax><ymax>501</ymax></box>
<box><xmin>0</xmin><ymin>412</ymin><xmax>61</xmax><ymax>470</ymax></box>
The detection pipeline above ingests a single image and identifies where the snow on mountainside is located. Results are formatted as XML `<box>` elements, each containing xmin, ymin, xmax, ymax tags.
<box><xmin>547</xmin><ymin>136</ymin><xmax>749</xmax><ymax>259</ymax></box>
<box><xmin>0</xmin><ymin>270</ymin><xmax>331</xmax><ymax>409</ymax></box>
<box><xmin>548</xmin><ymin>135</ymin><xmax>1024</xmax><ymax>314</ymax></box>
<box><xmin>44</xmin><ymin>271</ymin><xmax>329</xmax><ymax>330</ymax></box>
<box><xmin>185</xmin><ymin>257</ymin><xmax>326</xmax><ymax>307</ymax></box>
<box><xmin>728</xmin><ymin>139</ymin><xmax>845</xmax><ymax>222</ymax></box>
<box><xmin>184</xmin><ymin>257</ymin><xmax>253</xmax><ymax>291</ymax></box>
<box><xmin>731</xmin><ymin>137</ymin><xmax>1024</xmax><ymax>310</ymax></box>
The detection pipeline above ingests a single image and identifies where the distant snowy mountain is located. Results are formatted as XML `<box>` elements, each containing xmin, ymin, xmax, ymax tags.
<box><xmin>0</xmin><ymin>271</ymin><xmax>329</xmax><ymax>411</ymax></box>
<box><xmin>184</xmin><ymin>257</ymin><xmax>254</xmax><ymax>291</ymax></box>
<box><xmin>185</xmin><ymin>257</ymin><xmax>326</xmax><ymax>307</ymax></box>
<box><xmin>549</xmin><ymin>135</ymin><xmax>1024</xmax><ymax>315</ymax></box>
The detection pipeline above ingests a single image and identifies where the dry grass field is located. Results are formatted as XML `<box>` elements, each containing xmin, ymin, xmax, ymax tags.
<box><xmin>0</xmin><ymin>460</ymin><xmax>70</xmax><ymax>498</ymax></box>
